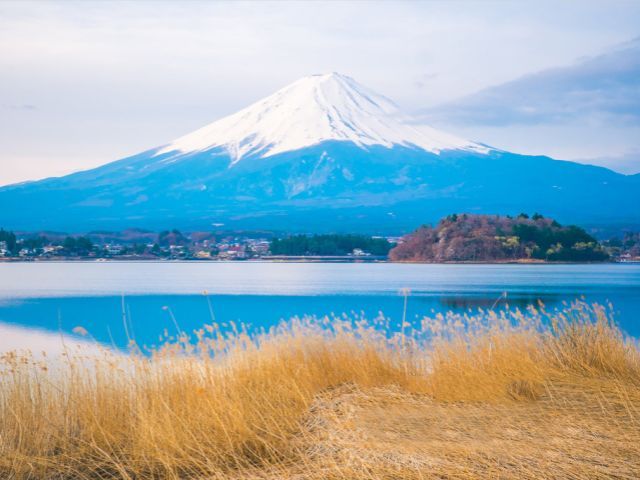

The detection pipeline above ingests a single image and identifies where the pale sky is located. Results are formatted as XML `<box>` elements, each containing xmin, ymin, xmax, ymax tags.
<box><xmin>1</xmin><ymin>0</ymin><xmax>640</xmax><ymax>185</ymax></box>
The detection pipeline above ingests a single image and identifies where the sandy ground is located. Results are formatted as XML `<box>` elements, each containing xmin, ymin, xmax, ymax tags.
<box><xmin>242</xmin><ymin>383</ymin><xmax>640</xmax><ymax>479</ymax></box>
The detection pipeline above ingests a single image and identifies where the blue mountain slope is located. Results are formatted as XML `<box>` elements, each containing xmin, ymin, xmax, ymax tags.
<box><xmin>1</xmin><ymin>141</ymin><xmax>638</xmax><ymax>233</ymax></box>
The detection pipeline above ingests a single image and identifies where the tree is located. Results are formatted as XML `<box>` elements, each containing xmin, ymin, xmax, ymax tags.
<box><xmin>63</xmin><ymin>236</ymin><xmax>77</xmax><ymax>251</ymax></box>
<box><xmin>158</xmin><ymin>229</ymin><xmax>188</xmax><ymax>246</ymax></box>
<box><xmin>0</xmin><ymin>228</ymin><xmax>17</xmax><ymax>253</ymax></box>
<box><xmin>62</xmin><ymin>236</ymin><xmax>93</xmax><ymax>255</ymax></box>
<box><xmin>21</xmin><ymin>236</ymin><xmax>48</xmax><ymax>250</ymax></box>
<box><xmin>132</xmin><ymin>243</ymin><xmax>146</xmax><ymax>255</ymax></box>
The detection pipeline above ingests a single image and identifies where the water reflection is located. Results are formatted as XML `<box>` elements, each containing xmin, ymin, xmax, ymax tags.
<box><xmin>437</xmin><ymin>293</ymin><xmax>563</xmax><ymax>310</ymax></box>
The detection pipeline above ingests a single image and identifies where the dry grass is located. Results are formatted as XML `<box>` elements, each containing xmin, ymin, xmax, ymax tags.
<box><xmin>1</xmin><ymin>301</ymin><xmax>639</xmax><ymax>479</ymax></box>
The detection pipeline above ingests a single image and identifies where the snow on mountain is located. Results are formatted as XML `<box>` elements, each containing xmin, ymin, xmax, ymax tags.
<box><xmin>156</xmin><ymin>72</ymin><xmax>489</xmax><ymax>162</ymax></box>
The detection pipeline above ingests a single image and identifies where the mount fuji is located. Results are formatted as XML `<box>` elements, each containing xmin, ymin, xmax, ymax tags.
<box><xmin>1</xmin><ymin>73</ymin><xmax>638</xmax><ymax>233</ymax></box>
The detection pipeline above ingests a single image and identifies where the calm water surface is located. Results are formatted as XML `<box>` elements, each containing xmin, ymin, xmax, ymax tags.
<box><xmin>1</xmin><ymin>262</ymin><xmax>639</xmax><ymax>349</ymax></box>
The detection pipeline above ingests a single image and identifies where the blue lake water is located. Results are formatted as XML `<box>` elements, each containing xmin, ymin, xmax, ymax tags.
<box><xmin>0</xmin><ymin>262</ymin><xmax>639</xmax><ymax>350</ymax></box>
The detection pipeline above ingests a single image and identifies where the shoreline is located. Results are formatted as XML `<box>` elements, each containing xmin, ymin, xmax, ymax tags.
<box><xmin>1</xmin><ymin>257</ymin><xmax>637</xmax><ymax>265</ymax></box>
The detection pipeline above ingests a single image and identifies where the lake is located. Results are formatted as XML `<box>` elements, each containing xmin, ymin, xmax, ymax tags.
<box><xmin>1</xmin><ymin>262</ymin><xmax>639</xmax><ymax>351</ymax></box>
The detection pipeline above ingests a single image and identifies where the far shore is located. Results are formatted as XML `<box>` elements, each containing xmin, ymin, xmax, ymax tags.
<box><xmin>1</xmin><ymin>256</ymin><xmax>637</xmax><ymax>265</ymax></box>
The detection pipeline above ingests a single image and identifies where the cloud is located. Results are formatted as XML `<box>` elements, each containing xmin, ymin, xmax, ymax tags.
<box><xmin>413</xmin><ymin>37</ymin><xmax>640</xmax><ymax>173</ymax></box>
<box><xmin>414</xmin><ymin>73</ymin><xmax>440</xmax><ymax>90</ymax></box>
<box><xmin>2</xmin><ymin>104</ymin><xmax>36</xmax><ymax>111</ymax></box>
<box><xmin>577</xmin><ymin>150</ymin><xmax>640</xmax><ymax>175</ymax></box>
<box><xmin>419</xmin><ymin>37</ymin><xmax>640</xmax><ymax>127</ymax></box>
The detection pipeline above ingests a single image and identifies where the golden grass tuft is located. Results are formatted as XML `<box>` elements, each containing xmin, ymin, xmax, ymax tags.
<box><xmin>1</xmin><ymin>301</ymin><xmax>640</xmax><ymax>479</ymax></box>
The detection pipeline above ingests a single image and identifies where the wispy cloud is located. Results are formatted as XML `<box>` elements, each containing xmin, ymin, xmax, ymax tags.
<box><xmin>419</xmin><ymin>37</ymin><xmax>640</xmax><ymax>126</ymax></box>
<box><xmin>2</xmin><ymin>104</ymin><xmax>37</xmax><ymax>111</ymax></box>
<box><xmin>414</xmin><ymin>73</ymin><xmax>440</xmax><ymax>90</ymax></box>
<box><xmin>414</xmin><ymin>37</ymin><xmax>640</xmax><ymax>172</ymax></box>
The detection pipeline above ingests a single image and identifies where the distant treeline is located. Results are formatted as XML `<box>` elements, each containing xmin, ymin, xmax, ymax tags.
<box><xmin>390</xmin><ymin>213</ymin><xmax>610</xmax><ymax>262</ymax></box>
<box><xmin>3</xmin><ymin>220</ymin><xmax>640</xmax><ymax>261</ymax></box>
<box><xmin>269</xmin><ymin>234</ymin><xmax>393</xmax><ymax>256</ymax></box>
<box><xmin>0</xmin><ymin>228</ymin><xmax>94</xmax><ymax>255</ymax></box>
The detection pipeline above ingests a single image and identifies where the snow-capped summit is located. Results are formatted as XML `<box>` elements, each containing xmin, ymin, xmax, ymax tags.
<box><xmin>157</xmin><ymin>72</ymin><xmax>489</xmax><ymax>162</ymax></box>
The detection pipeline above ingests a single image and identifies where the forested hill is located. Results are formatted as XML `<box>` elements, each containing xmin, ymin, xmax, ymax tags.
<box><xmin>389</xmin><ymin>214</ymin><xmax>609</xmax><ymax>262</ymax></box>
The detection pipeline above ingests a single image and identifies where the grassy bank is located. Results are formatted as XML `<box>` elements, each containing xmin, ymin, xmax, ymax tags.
<box><xmin>2</xmin><ymin>302</ymin><xmax>639</xmax><ymax>479</ymax></box>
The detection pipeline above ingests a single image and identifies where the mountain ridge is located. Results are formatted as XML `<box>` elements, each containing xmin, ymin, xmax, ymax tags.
<box><xmin>1</xmin><ymin>73</ymin><xmax>638</xmax><ymax>233</ymax></box>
